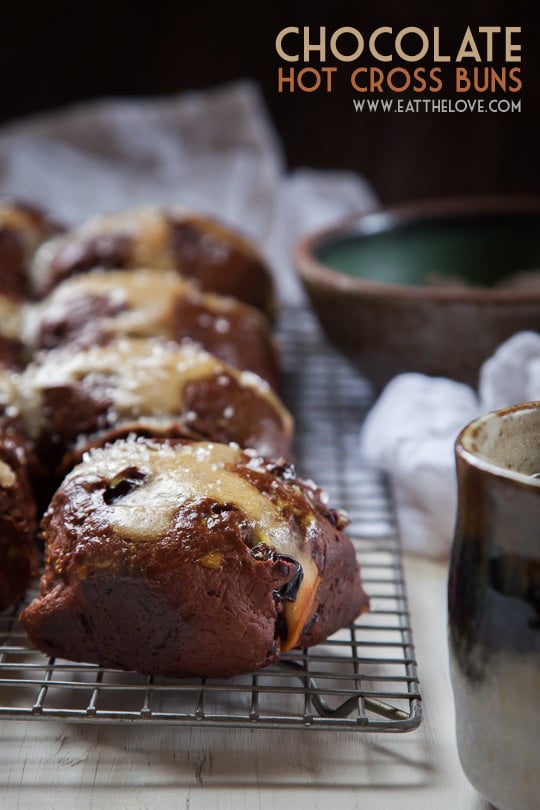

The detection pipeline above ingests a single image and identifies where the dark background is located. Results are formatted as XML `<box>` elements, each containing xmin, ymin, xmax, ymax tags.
<box><xmin>1</xmin><ymin>1</ymin><xmax>538</xmax><ymax>203</ymax></box>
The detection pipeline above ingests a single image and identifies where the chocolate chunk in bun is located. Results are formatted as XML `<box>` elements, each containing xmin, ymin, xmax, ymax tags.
<box><xmin>31</xmin><ymin>207</ymin><xmax>274</xmax><ymax>316</ymax></box>
<box><xmin>0</xmin><ymin>200</ymin><xmax>63</xmax><ymax>299</ymax></box>
<box><xmin>20</xmin><ymin>437</ymin><xmax>368</xmax><ymax>677</ymax></box>
<box><xmin>25</xmin><ymin>268</ymin><xmax>279</xmax><ymax>388</ymax></box>
<box><xmin>21</xmin><ymin>336</ymin><xmax>293</xmax><ymax>469</ymax></box>
<box><xmin>0</xmin><ymin>435</ymin><xmax>38</xmax><ymax>611</ymax></box>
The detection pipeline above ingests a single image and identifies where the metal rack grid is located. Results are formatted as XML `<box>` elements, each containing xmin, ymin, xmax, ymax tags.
<box><xmin>0</xmin><ymin>306</ymin><xmax>422</xmax><ymax>732</ymax></box>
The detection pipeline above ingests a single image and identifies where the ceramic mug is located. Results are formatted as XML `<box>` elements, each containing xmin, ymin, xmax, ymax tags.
<box><xmin>448</xmin><ymin>401</ymin><xmax>540</xmax><ymax>810</ymax></box>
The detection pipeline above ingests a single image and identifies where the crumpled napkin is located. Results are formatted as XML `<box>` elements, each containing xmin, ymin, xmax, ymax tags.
<box><xmin>360</xmin><ymin>331</ymin><xmax>540</xmax><ymax>558</ymax></box>
<box><xmin>0</xmin><ymin>80</ymin><xmax>377</xmax><ymax>304</ymax></box>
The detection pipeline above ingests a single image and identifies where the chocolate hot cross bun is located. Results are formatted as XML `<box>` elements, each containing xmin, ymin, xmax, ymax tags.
<box><xmin>31</xmin><ymin>207</ymin><xmax>274</xmax><ymax>316</ymax></box>
<box><xmin>20</xmin><ymin>437</ymin><xmax>368</xmax><ymax>677</ymax></box>
<box><xmin>0</xmin><ymin>200</ymin><xmax>64</xmax><ymax>372</ymax></box>
<box><xmin>24</xmin><ymin>268</ymin><xmax>279</xmax><ymax>387</ymax></box>
<box><xmin>20</xmin><ymin>336</ymin><xmax>293</xmax><ymax>469</ymax></box>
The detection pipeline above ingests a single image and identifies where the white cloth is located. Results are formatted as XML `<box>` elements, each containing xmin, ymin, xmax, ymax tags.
<box><xmin>479</xmin><ymin>331</ymin><xmax>540</xmax><ymax>409</ymax></box>
<box><xmin>360</xmin><ymin>331</ymin><xmax>540</xmax><ymax>558</ymax></box>
<box><xmin>0</xmin><ymin>80</ymin><xmax>377</xmax><ymax>304</ymax></box>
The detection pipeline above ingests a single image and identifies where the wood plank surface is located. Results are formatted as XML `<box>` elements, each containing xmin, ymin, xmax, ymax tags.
<box><xmin>0</xmin><ymin>556</ymin><xmax>487</xmax><ymax>810</ymax></box>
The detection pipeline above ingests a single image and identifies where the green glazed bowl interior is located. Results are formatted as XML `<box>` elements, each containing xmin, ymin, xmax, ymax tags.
<box><xmin>315</xmin><ymin>206</ymin><xmax>540</xmax><ymax>288</ymax></box>
<box><xmin>295</xmin><ymin>197</ymin><xmax>540</xmax><ymax>390</ymax></box>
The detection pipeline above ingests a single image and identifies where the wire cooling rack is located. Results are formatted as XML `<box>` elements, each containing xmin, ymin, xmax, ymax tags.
<box><xmin>0</xmin><ymin>306</ymin><xmax>422</xmax><ymax>731</ymax></box>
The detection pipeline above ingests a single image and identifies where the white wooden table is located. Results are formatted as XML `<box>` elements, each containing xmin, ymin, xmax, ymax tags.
<box><xmin>0</xmin><ymin>555</ymin><xmax>486</xmax><ymax>810</ymax></box>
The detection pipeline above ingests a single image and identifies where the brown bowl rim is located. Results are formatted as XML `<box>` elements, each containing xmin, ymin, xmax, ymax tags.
<box><xmin>294</xmin><ymin>195</ymin><xmax>540</xmax><ymax>303</ymax></box>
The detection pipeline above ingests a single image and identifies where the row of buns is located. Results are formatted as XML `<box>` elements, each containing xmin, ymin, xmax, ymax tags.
<box><xmin>0</xmin><ymin>199</ymin><xmax>368</xmax><ymax>678</ymax></box>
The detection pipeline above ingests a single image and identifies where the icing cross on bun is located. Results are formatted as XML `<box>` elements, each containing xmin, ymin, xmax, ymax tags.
<box><xmin>25</xmin><ymin>268</ymin><xmax>279</xmax><ymax>387</ymax></box>
<box><xmin>21</xmin><ymin>336</ymin><xmax>293</xmax><ymax>467</ymax></box>
<box><xmin>20</xmin><ymin>437</ymin><xmax>368</xmax><ymax>677</ymax></box>
<box><xmin>31</xmin><ymin>207</ymin><xmax>275</xmax><ymax>316</ymax></box>
<box><xmin>0</xmin><ymin>295</ymin><xmax>24</xmax><ymax>370</ymax></box>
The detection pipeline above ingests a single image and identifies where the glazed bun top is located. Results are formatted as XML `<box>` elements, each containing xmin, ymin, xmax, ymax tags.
<box><xmin>31</xmin><ymin>206</ymin><xmax>274</xmax><ymax>316</ymax></box>
<box><xmin>73</xmin><ymin>439</ymin><xmax>305</xmax><ymax>553</ymax></box>
<box><xmin>24</xmin><ymin>268</ymin><xmax>279</xmax><ymax>386</ymax></box>
<box><xmin>21</xmin><ymin>336</ymin><xmax>293</xmax><ymax>461</ymax></box>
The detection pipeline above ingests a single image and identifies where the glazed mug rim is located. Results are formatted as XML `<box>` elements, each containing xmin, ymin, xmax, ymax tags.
<box><xmin>456</xmin><ymin>400</ymin><xmax>540</xmax><ymax>488</ymax></box>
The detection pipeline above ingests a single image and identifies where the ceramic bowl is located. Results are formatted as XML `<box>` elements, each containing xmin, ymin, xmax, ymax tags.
<box><xmin>294</xmin><ymin>196</ymin><xmax>540</xmax><ymax>390</ymax></box>
<box><xmin>448</xmin><ymin>401</ymin><xmax>540</xmax><ymax>810</ymax></box>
